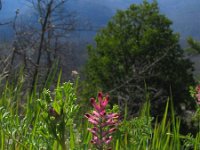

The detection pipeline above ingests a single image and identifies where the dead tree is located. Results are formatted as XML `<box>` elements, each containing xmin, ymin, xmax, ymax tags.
<box><xmin>10</xmin><ymin>0</ymin><xmax>76</xmax><ymax>93</ymax></box>
<box><xmin>31</xmin><ymin>0</ymin><xmax>76</xmax><ymax>92</ymax></box>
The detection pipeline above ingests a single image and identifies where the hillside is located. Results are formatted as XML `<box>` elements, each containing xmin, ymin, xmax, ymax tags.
<box><xmin>0</xmin><ymin>0</ymin><xmax>200</xmax><ymax>44</ymax></box>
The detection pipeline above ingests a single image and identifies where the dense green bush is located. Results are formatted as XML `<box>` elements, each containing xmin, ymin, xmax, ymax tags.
<box><xmin>82</xmin><ymin>0</ymin><xmax>195</xmax><ymax>117</ymax></box>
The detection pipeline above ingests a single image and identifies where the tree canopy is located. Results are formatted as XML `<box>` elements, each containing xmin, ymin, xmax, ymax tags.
<box><xmin>187</xmin><ymin>37</ymin><xmax>200</xmax><ymax>54</ymax></box>
<box><xmin>82</xmin><ymin>1</ymin><xmax>195</xmax><ymax>116</ymax></box>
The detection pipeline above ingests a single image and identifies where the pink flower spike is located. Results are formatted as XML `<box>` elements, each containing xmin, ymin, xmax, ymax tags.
<box><xmin>84</xmin><ymin>113</ymin><xmax>91</xmax><ymax>119</ymax></box>
<box><xmin>196</xmin><ymin>85</ymin><xmax>200</xmax><ymax>105</ymax></box>
<box><xmin>85</xmin><ymin>92</ymin><xmax>120</xmax><ymax>149</ymax></box>
<box><xmin>100</xmin><ymin>94</ymin><xmax>109</xmax><ymax>108</ymax></box>
<box><xmin>88</xmin><ymin>128</ymin><xmax>98</xmax><ymax>136</ymax></box>
<box><xmin>93</xmin><ymin>135</ymin><xmax>98</xmax><ymax>141</ymax></box>
<box><xmin>106</xmin><ymin>113</ymin><xmax>119</xmax><ymax>119</ymax></box>
<box><xmin>101</xmin><ymin>122</ymin><xmax>115</xmax><ymax>128</ymax></box>
<box><xmin>104</xmin><ymin>136</ymin><xmax>112</xmax><ymax>144</ymax></box>
<box><xmin>85</xmin><ymin>113</ymin><xmax>99</xmax><ymax>121</ymax></box>
<box><xmin>99</xmin><ymin>110</ymin><xmax>106</xmax><ymax>116</ymax></box>
<box><xmin>92</xmin><ymin>135</ymin><xmax>101</xmax><ymax>145</ymax></box>
<box><xmin>92</xmin><ymin>110</ymin><xmax>101</xmax><ymax>118</ymax></box>
<box><xmin>88</xmin><ymin>118</ymin><xmax>99</xmax><ymax>125</ymax></box>
<box><xmin>84</xmin><ymin>114</ymin><xmax>99</xmax><ymax>124</ymax></box>
<box><xmin>196</xmin><ymin>85</ymin><xmax>200</xmax><ymax>93</ymax></box>
<box><xmin>102</xmin><ymin>131</ymin><xmax>108</xmax><ymax>137</ymax></box>
<box><xmin>196</xmin><ymin>94</ymin><xmax>200</xmax><ymax>104</ymax></box>
<box><xmin>108</xmin><ymin>128</ymin><xmax>116</xmax><ymax>134</ymax></box>
<box><xmin>98</xmin><ymin>92</ymin><xmax>103</xmax><ymax>103</ymax></box>
<box><xmin>106</xmin><ymin>118</ymin><xmax>115</xmax><ymax>124</ymax></box>
<box><xmin>91</xmin><ymin>139</ymin><xmax>97</xmax><ymax>144</ymax></box>
<box><xmin>90</xmin><ymin>98</ymin><xmax>101</xmax><ymax>112</ymax></box>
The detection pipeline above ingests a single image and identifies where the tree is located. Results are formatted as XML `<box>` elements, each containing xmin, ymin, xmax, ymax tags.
<box><xmin>187</xmin><ymin>37</ymin><xmax>200</xmax><ymax>54</ymax></box>
<box><xmin>9</xmin><ymin>0</ymin><xmax>77</xmax><ymax>93</ymax></box>
<box><xmin>186</xmin><ymin>37</ymin><xmax>200</xmax><ymax>80</ymax></box>
<box><xmin>82</xmin><ymin>1</ymin><xmax>195</xmax><ymax>117</ymax></box>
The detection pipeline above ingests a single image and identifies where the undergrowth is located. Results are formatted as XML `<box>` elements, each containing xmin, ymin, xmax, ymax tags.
<box><xmin>0</xmin><ymin>75</ymin><xmax>199</xmax><ymax>150</ymax></box>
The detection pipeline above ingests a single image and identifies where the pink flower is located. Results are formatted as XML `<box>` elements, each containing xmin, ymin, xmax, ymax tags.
<box><xmin>196</xmin><ymin>85</ymin><xmax>200</xmax><ymax>93</ymax></box>
<box><xmin>196</xmin><ymin>93</ymin><xmax>200</xmax><ymax>104</ymax></box>
<box><xmin>103</xmin><ymin>136</ymin><xmax>112</xmax><ymax>144</ymax></box>
<box><xmin>85</xmin><ymin>92</ymin><xmax>120</xmax><ymax>149</ymax></box>
<box><xmin>196</xmin><ymin>85</ymin><xmax>200</xmax><ymax>104</ymax></box>
<box><xmin>90</xmin><ymin>92</ymin><xmax>109</xmax><ymax>116</ymax></box>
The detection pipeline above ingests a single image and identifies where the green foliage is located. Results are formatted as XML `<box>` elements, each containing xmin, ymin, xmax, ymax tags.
<box><xmin>189</xmin><ymin>84</ymin><xmax>200</xmax><ymax>134</ymax></box>
<box><xmin>82</xmin><ymin>0</ymin><xmax>195</xmax><ymax>115</ymax></box>
<box><xmin>0</xmin><ymin>78</ymin><xmax>200</xmax><ymax>149</ymax></box>
<box><xmin>38</xmin><ymin>82</ymin><xmax>79</xmax><ymax>149</ymax></box>
<box><xmin>0</xmin><ymin>79</ymin><xmax>83</xmax><ymax>150</ymax></box>
<box><xmin>119</xmin><ymin>116</ymin><xmax>153</xmax><ymax>148</ymax></box>
<box><xmin>189</xmin><ymin>85</ymin><xmax>197</xmax><ymax>99</ymax></box>
<box><xmin>186</xmin><ymin>37</ymin><xmax>200</xmax><ymax>54</ymax></box>
<box><xmin>113</xmin><ymin>97</ymin><xmax>200</xmax><ymax>150</ymax></box>
<box><xmin>183</xmin><ymin>133</ymin><xmax>200</xmax><ymax>150</ymax></box>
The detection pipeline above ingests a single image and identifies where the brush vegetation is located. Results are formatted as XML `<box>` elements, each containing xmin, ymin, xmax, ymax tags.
<box><xmin>0</xmin><ymin>74</ymin><xmax>199</xmax><ymax>150</ymax></box>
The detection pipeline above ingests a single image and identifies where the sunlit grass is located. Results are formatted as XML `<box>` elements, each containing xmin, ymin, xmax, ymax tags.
<box><xmin>0</xmin><ymin>76</ymin><xmax>199</xmax><ymax>150</ymax></box>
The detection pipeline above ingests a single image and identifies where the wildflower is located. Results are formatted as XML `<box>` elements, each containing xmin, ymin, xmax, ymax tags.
<box><xmin>85</xmin><ymin>92</ymin><xmax>119</xmax><ymax>149</ymax></box>
<box><xmin>196</xmin><ymin>85</ymin><xmax>200</xmax><ymax>104</ymax></box>
<box><xmin>71</xmin><ymin>70</ymin><xmax>79</xmax><ymax>77</ymax></box>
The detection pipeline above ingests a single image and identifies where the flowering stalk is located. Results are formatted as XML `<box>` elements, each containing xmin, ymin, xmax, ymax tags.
<box><xmin>85</xmin><ymin>92</ymin><xmax>119</xmax><ymax>150</ymax></box>
<box><xmin>196</xmin><ymin>85</ymin><xmax>200</xmax><ymax>105</ymax></box>
<box><xmin>195</xmin><ymin>85</ymin><xmax>200</xmax><ymax>132</ymax></box>
<box><xmin>38</xmin><ymin>83</ymin><xmax>79</xmax><ymax>150</ymax></box>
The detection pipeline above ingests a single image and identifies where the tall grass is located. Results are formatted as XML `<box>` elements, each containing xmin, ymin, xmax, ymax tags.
<box><xmin>0</xmin><ymin>75</ymin><xmax>199</xmax><ymax>149</ymax></box>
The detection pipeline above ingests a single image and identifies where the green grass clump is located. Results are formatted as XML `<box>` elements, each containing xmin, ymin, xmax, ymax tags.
<box><xmin>0</xmin><ymin>77</ymin><xmax>199</xmax><ymax>149</ymax></box>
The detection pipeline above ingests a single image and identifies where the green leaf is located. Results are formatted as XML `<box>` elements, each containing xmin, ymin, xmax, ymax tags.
<box><xmin>52</xmin><ymin>101</ymin><xmax>61</xmax><ymax>115</ymax></box>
